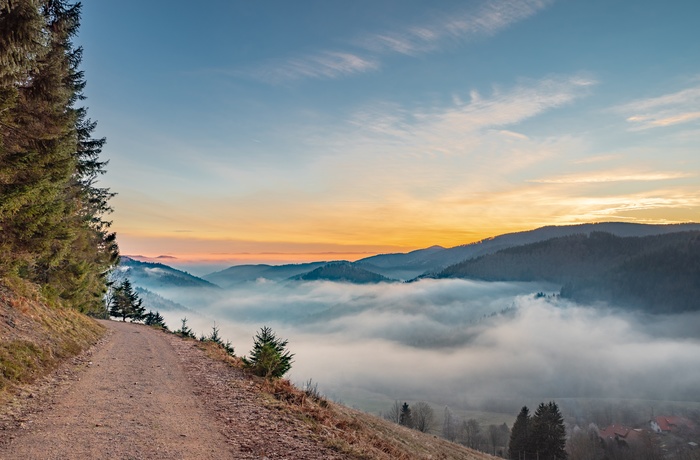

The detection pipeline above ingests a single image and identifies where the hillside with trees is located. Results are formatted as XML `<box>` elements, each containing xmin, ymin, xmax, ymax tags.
<box><xmin>203</xmin><ymin>261</ymin><xmax>330</xmax><ymax>287</ymax></box>
<box><xmin>291</xmin><ymin>262</ymin><xmax>394</xmax><ymax>284</ymax></box>
<box><xmin>434</xmin><ymin>231</ymin><xmax>700</xmax><ymax>313</ymax></box>
<box><xmin>117</xmin><ymin>256</ymin><xmax>218</xmax><ymax>290</ymax></box>
<box><xmin>356</xmin><ymin>223</ymin><xmax>700</xmax><ymax>279</ymax></box>
<box><xmin>0</xmin><ymin>0</ymin><xmax>118</xmax><ymax>316</ymax></box>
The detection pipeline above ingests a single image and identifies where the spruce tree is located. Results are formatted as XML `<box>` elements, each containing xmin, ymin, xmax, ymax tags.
<box><xmin>508</xmin><ymin>406</ymin><xmax>532</xmax><ymax>460</ymax></box>
<box><xmin>144</xmin><ymin>310</ymin><xmax>167</xmax><ymax>329</ymax></box>
<box><xmin>399</xmin><ymin>402</ymin><xmax>413</xmax><ymax>428</ymax></box>
<box><xmin>0</xmin><ymin>1</ymin><xmax>118</xmax><ymax>315</ymax></box>
<box><xmin>109</xmin><ymin>279</ymin><xmax>142</xmax><ymax>322</ymax></box>
<box><xmin>242</xmin><ymin>326</ymin><xmax>294</xmax><ymax>379</ymax></box>
<box><xmin>531</xmin><ymin>401</ymin><xmax>567</xmax><ymax>460</ymax></box>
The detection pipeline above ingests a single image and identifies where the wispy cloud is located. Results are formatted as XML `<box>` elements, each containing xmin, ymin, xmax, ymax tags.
<box><xmin>246</xmin><ymin>0</ymin><xmax>553</xmax><ymax>83</ymax></box>
<box><xmin>614</xmin><ymin>84</ymin><xmax>700</xmax><ymax>130</ymax></box>
<box><xmin>248</xmin><ymin>52</ymin><xmax>379</xmax><ymax>84</ymax></box>
<box><xmin>356</xmin><ymin>0</ymin><xmax>552</xmax><ymax>55</ymax></box>
<box><xmin>346</xmin><ymin>74</ymin><xmax>596</xmax><ymax>147</ymax></box>
<box><xmin>530</xmin><ymin>170</ymin><xmax>693</xmax><ymax>184</ymax></box>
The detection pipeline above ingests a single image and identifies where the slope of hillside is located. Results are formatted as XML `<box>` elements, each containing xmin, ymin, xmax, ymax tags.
<box><xmin>292</xmin><ymin>262</ymin><xmax>394</xmax><ymax>284</ymax></box>
<box><xmin>357</xmin><ymin>222</ymin><xmax>700</xmax><ymax>279</ymax></box>
<box><xmin>435</xmin><ymin>231</ymin><xmax>700</xmax><ymax>313</ymax></box>
<box><xmin>0</xmin><ymin>281</ymin><xmax>103</xmax><ymax>396</ymax></box>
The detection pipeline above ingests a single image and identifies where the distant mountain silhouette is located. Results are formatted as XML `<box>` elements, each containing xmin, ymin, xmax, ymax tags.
<box><xmin>203</xmin><ymin>262</ymin><xmax>334</xmax><ymax>287</ymax></box>
<box><xmin>134</xmin><ymin>287</ymin><xmax>193</xmax><ymax>313</ymax></box>
<box><xmin>291</xmin><ymin>262</ymin><xmax>393</xmax><ymax>284</ymax></box>
<box><xmin>432</xmin><ymin>231</ymin><xmax>700</xmax><ymax>313</ymax></box>
<box><xmin>119</xmin><ymin>256</ymin><xmax>219</xmax><ymax>290</ymax></box>
<box><xmin>355</xmin><ymin>222</ymin><xmax>700</xmax><ymax>279</ymax></box>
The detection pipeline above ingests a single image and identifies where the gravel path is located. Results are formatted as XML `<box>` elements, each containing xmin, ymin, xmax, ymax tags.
<box><xmin>0</xmin><ymin>320</ymin><xmax>343</xmax><ymax>459</ymax></box>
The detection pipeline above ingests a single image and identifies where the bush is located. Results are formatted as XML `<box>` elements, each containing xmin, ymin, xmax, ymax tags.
<box><xmin>175</xmin><ymin>317</ymin><xmax>196</xmax><ymax>339</ymax></box>
<box><xmin>200</xmin><ymin>323</ymin><xmax>235</xmax><ymax>356</ymax></box>
<box><xmin>242</xmin><ymin>326</ymin><xmax>293</xmax><ymax>379</ymax></box>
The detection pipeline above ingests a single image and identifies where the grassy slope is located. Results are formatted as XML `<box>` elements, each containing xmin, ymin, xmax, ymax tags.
<box><xmin>199</xmin><ymin>342</ymin><xmax>495</xmax><ymax>460</ymax></box>
<box><xmin>0</xmin><ymin>280</ymin><xmax>104</xmax><ymax>396</ymax></box>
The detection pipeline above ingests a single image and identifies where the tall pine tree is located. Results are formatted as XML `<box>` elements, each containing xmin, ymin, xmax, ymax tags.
<box><xmin>508</xmin><ymin>406</ymin><xmax>532</xmax><ymax>460</ymax></box>
<box><xmin>109</xmin><ymin>279</ymin><xmax>143</xmax><ymax>322</ymax></box>
<box><xmin>0</xmin><ymin>0</ymin><xmax>118</xmax><ymax>315</ymax></box>
<box><xmin>531</xmin><ymin>401</ymin><xmax>567</xmax><ymax>460</ymax></box>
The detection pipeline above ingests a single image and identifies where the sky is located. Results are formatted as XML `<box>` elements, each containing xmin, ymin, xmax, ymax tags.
<box><xmin>78</xmin><ymin>0</ymin><xmax>700</xmax><ymax>265</ymax></box>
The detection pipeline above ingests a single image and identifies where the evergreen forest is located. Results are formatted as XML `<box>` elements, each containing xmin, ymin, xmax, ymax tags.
<box><xmin>0</xmin><ymin>0</ymin><xmax>118</xmax><ymax>315</ymax></box>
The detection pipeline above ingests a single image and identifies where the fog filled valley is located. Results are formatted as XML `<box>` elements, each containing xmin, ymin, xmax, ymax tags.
<box><xmin>115</xmin><ymin>224</ymin><xmax>700</xmax><ymax>457</ymax></box>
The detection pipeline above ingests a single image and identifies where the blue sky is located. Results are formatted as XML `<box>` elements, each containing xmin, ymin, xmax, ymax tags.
<box><xmin>78</xmin><ymin>0</ymin><xmax>700</xmax><ymax>264</ymax></box>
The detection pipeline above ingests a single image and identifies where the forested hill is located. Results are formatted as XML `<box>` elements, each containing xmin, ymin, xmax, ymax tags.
<box><xmin>203</xmin><ymin>261</ymin><xmax>330</xmax><ymax>287</ymax></box>
<box><xmin>291</xmin><ymin>262</ymin><xmax>394</xmax><ymax>284</ymax></box>
<box><xmin>434</xmin><ymin>231</ymin><xmax>700</xmax><ymax>313</ymax></box>
<box><xmin>118</xmin><ymin>256</ymin><xmax>218</xmax><ymax>290</ymax></box>
<box><xmin>355</xmin><ymin>222</ymin><xmax>700</xmax><ymax>279</ymax></box>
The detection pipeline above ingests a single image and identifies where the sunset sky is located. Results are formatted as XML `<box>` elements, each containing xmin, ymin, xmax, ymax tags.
<box><xmin>78</xmin><ymin>0</ymin><xmax>700</xmax><ymax>265</ymax></box>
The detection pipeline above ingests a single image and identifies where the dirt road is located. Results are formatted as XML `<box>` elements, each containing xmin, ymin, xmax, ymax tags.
<box><xmin>0</xmin><ymin>320</ymin><xmax>342</xmax><ymax>459</ymax></box>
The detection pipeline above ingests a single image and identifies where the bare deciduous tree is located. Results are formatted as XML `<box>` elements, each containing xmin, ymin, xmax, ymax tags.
<box><xmin>383</xmin><ymin>400</ymin><xmax>402</xmax><ymax>424</ymax></box>
<box><xmin>443</xmin><ymin>406</ymin><xmax>460</xmax><ymax>442</ymax></box>
<box><xmin>461</xmin><ymin>418</ymin><xmax>482</xmax><ymax>450</ymax></box>
<box><xmin>412</xmin><ymin>401</ymin><xmax>435</xmax><ymax>433</ymax></box>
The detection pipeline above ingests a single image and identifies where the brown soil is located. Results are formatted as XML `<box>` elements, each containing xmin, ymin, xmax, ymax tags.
<box><xmin>0</xmin><ymin>320</ymin><xmax>342</xmax><ymax>459</ymax></box>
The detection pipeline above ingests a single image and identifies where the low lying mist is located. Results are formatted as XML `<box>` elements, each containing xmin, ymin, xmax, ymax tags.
<box><xmin>150</xmin><ymin>279</ymin><xmax>700</xmax><ymax>413</ymax></box>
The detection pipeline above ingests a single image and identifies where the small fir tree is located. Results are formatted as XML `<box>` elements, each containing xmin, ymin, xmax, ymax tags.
<box><xmin>242</xmin><ymin>326</ymin><xmax>293</xmax><ymax>379</ymax></box>
<box><xmin>143</xmin><ymin>310</ymin><xmax>167</xmax><ymax>329</ymax></box>
<box><xmin>399</xmin><ymin>402</ymin><xmax>413</xmax><ymax>428</ymax></box>
<box><xmin>108</xmin><ymin>279</ymin><xmax>142</xmax><ymax>322</ymax></box>
<box><xmin>175</xmin><ymin>317</ymin><xmax>196</xmax><ymax>339</ymax></box>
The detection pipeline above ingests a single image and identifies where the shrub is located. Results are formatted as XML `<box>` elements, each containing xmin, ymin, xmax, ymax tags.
<box><xmin>175</xmin><ymin>317</ymin><xmax>196</xmax><ymax>339</ymax></box>
<box><xmin>242</xmin><ymin>326</ymin><xmax>293</xmax><ymax>379</ymax></box>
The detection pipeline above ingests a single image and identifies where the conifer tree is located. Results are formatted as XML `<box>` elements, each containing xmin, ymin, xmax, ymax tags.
<box><xmin>109</xmin><ymin>279</ymin><xmax>142</xmax><ymax>322</ymax></box>
<box><xmin>531</xmin><ymin>401</ymin><xmax>567</xmax><ymax>460</ymax></box>
<box><xmin>0</xmin><ymin>0</ymin><xmax>118</xmax><ymax>315</ymax></box>
<box><xmin>144</xmin><ymin>310</ymin><xmax>167</xmax><ymax>329</ymax></box>
<box><xmin>242</xmin><ymin>326</ymin><xmax>293</xmax><ymax>379</ymax></box>
<box><xmin>508</xmin><ymin>406</ymin><xmax>532</xmax><ymax>460</ymax></box>
<box><xmin>175</xmin><ymin>317</ymin><xmax>196</xmax><ymax>339</ymax></box>
<box><xmin>399</xmin><ymin>402</ymin><xmax>413</xmax><ymax>428</ymax></box>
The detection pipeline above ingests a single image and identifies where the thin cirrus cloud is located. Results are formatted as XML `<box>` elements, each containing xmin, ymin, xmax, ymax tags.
<box><xmin>614</xmin><ymin>83</ymin><xmax>700</xmax><ymax>130</ymax></box>
<box><xmin>343</xmin><ymin>74</ymin><xmax>596</xmax><ymax>152</ymax></box>
<box><xmin>356</xmin><ymin>0</ymin><xmax>553</xmax><ymax>55</ymax></box>
<box><xmin>249</xmin><ymin>52</ymin><xmax>379</xmax><ymax>83</ymax></box>
<box><xmin>530</xmin><ymin>170</ymin><xmax>694</xmax><ymax>184</ymax></box>
<box><xmin>247</xmin><ymin>0</ymin><xmax>553</xmax><ymax>83</ymax></box>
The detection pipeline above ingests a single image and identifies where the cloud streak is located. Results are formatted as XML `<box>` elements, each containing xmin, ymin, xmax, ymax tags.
<box><xmin>248</xmin><ymin>52</ymin><xmax>379</xmax><ymax>83</ymax></box>
<box><xmin>530</xmin><ymin>170</ymin><xmax>693</xmax><ymax>184</ymax></box>
<box><xmin>344</xmin><ymin>75</ymin><xmax>596</xmax><ymax>152</ymax></box>
<box><xmin>356</xmin><ymin>0</ymin><xmax>553</xmax><ymax>56</ymax></box>
<box><xmin>614</xmin><ymin>84</ymin><xmax>700</xmax><ymax>130</ymax></box>
<box><xmin>246</xmin><ymin>0</ymin><xmax>553</xmax><ymax>83</ymax></box>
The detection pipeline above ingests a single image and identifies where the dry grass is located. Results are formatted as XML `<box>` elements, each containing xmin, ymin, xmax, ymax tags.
<box><xmin>180</xmin><ymin>332</ymin><xmax>493</xmax><ymax>458</ymax></box>
<box><xmin>0</xmin><ymin>280</ymin><xmax>104</xmax><ymax>397</ymax></box>
<box><xmin>250</xmin><ymin>376</ymin><xmax>495</xmax><ymax>459</ymax></box>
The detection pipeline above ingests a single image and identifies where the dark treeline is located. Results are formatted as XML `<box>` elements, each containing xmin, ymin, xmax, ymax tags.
<box><xmin>0</xmin><ymin>0</ymin><xmax>117</xmax><ymax>315</ymax></box>
<box><xmin>293</xmin><ymin>261</ymin><xmax>393</xmax><ymax>284</ymax></box>
<box><xmin>436</xmin><ymin>231</ymin><xmax>700</xmax><ymax>313</ymax></box>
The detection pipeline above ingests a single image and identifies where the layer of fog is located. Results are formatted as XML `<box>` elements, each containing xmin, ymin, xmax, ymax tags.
<box><xmin>151</xmin><ymin>279</ymin><xmax>700</xmax><ymax>412</ymax></box>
